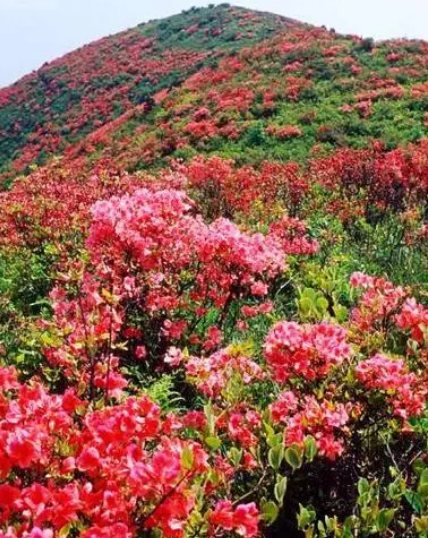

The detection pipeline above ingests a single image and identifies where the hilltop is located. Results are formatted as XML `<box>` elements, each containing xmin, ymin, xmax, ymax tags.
<box><xmin>0</xmin><ymin>5</ymin><xmax>297</xmax><ymax>178</ymax></box>
<box><xmin>1</xmin><ymin>4</ymin><xmax>428</xmax><ymax>188</ymax></box>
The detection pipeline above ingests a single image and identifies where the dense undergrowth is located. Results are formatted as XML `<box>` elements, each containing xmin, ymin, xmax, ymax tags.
<box><xmin>2</xmin><ymin>4</ymin><xmax>428</xmax><ymax>538</ymax></box>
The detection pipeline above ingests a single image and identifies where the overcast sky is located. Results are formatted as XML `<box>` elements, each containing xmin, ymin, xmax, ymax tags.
<box><xmin>1</xmin><ymin>0</ymin><xmax>428</xmax><ymax>88</ymax></box>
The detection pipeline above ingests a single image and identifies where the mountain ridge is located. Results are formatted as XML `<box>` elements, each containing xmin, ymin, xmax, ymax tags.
<box><xmin>3</xmin><ymin>4</ymin><xmax>428</xmax><ymax>190</ymax></box>
<box><xmin>0</xmin><ymin>4</ymin><xmax>300</xmax><ymax>178</ymax></box>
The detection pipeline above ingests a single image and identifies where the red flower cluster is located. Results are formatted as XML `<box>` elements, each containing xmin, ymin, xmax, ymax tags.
<box><xmin>186</xmin><ymin>347</ymin><xmax>264</xmax><ymax>399</ymax></box>
<box><xmin>264</xmin><ymin>321</ymin><xmax>351</xmax><ymax>382</ymax></box>
<box><xmin>395</xmin><ymin>298</ymin><xmax>428</xmax><ymax>344</ymax></box>
<box><xmin>356</xmin><ymin>354</ymin><xmax>426</xmax><ymax>419</ymax></box>
<box><xmin>350</xmin><ymin>272</ymin><xmax>406</xmax><ymax>332</ymax></box>
<box><xmin>0</xmin><ymin>368</ymin><xmax>264</xmax><ymax>538</ymax></box>
<box><xmin>210</xmin><ymin>500</ymin><xmax>259</xmax><ymax>537</ymax></box>
<box><xmin>270</xmin><ymin>391</ymin><xmax>352</xmax><ymax>460</ymax></box>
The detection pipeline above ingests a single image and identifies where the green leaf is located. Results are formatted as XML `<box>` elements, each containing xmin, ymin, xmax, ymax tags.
<box><xmin>59</xmin><ymin>524</ymin><xmax>73</xmax><ymax>537</ymax></box>
<box><xmin>357</xmin><ymin>477</ymin><xmax>370</xmax><ymax>496</ymax></box>
<box><xmin>229</xmin><ymin>447</ymin><xmax>243</xmax><ymax>466</ymax></box>
<box><xmin>205</xmin><ymin>436</ymin><xmax>222</xmax><ymax>451</ymax></box>
<box><xmin>285</xmin><ymin>444</ymin><xmax>303</xmax><ymax>470</ymax></box>
<box><xmin>304</xmin><ymin>436</ymin><xmax>317</xmax><ymax>462</ymax></box>
<box><xmin>419</xmin><ymin>469</ymin><xmax>428</xmax><ymax>497</ymax></box>
<box><xmin>268</xmin><ymin>444</ymin><xmax>284</xmax><ymax>471</ymax></box>
<box><xmin>262</xmin><ymin>501</ymin><xmax>279</xmax><ymax>524</ymax></box>
<box><xmin>267</xmin><ymin>432</ymin><xmax>283</xmax><ymax>448</ymax></box>
<box><xmin>299</xmin><ymin>297</ymin><xmax>313</xmax><ymax>315</ymax></box>
<box><xmin>316</xmin><ymin>296</ymin><xmax>329</xmax><ymax>313</ymax></box>
<box><xmin>298</xmin><ymin>504</ymin><xmax>315</xmax><ymax>529</ymax></box>
<box><xmin>264</xmin><ymin>421</ymin><xmax>275</xmax><ymax>438</ymax></box>
<box><xmin>413</xmin><ymin>458</ymin><xmax>427</xmax><ymax>477</ymax></box>
<box><xmin>414</xmin><ymin>516</ymin><xmax>428</xmax><ymax>533</ymax></box>
<box><xmin>325</xmin><ymin>516</ymin><xmax>339</xmax><ymax>533</ymax></box>
<box><xmin>343</xmin><ymin>528</ymin><xmax>353</xmax><ymax>538</ymax></box>
<box><xmin>333</xmin><ymin>304</ymin><xmax>349</xmax><ymax>323</ymax></box>
<box><xmin>420</xmin><ymin>469</ymin><xmax>428</xmax><ymax>486</ymax></box>
<box><xmin>343</xmin><ymin>515</ymin><xmax>359</xmax><ymax>530</ymax></box>
<box><xmin>317</xmin><ymin>520</ymin><xmax>327</xmax><ymax>538</ymax></box>
<box><xmin>181</xmin><ymin>446</ymin><xmax>194</xmax><ymax>470</ymax></box>
<box><xmin>376</xmin><ymin>508</ymin><xmax>395</xmax><ymax>532</ymax></box>
<box><xmin>387</xmin><ymin>479</ymin><xmax>404</xmax><ymax>500</ymax></box>
<box><xmin>274</xmin><ymin>475</ymin><xmax>288</xmax><ymax>505</ymax></box>
<box><xmin>204</xmin><ymin>402</ymin><xmax>215</xmax><ymax>436</ymax></box>
<box><xmin>302</xmin><ymin>288</ymin><xmax>318</xmax><ymax>302</ymax></box>
<box><xmin>405</xmin><ymin>491</ymin><xmax>423</xmax><ymax>514</ymax></box>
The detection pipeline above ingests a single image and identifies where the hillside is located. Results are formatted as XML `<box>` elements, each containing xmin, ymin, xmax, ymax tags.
<box><xmin>2</xmin><ymin>5</ymin><xmax>428</xmax><ymax>186</ymax></box>
<box><xmin>2</xmin><ymin>5</ymin><xmax>428</xmax><ymax>538</ymax></box>
<box><xmin>0</xmin><ymin>5</ymin><xmax>297</xmax><ymax>178</ymax></box>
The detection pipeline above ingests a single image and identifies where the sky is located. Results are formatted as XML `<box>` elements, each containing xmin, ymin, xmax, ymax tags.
<box><xmin>1</xmin><ymin>0</ymin><xmax>428</xmax><ymax>88</ymax></box>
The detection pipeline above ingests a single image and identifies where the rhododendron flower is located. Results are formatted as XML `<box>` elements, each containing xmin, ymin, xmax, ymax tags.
<box><xmin>210</xmin><ymin>500</ymin><xmax>259</xmax><ymax>537</ymax></box>
<box><xmin>164</xmin><ymin>347</ymin><xmax>184</xmax><ymax>367</ymax></box>
<box><xmin>250</xmin><ymin>280</ymin><xmax>269</xmax><ymax>296</ymax></box>
<box><xmin>5</xmin><ymin>428</ymin><xmax>42</xmax><ymax>468</ymax></box>
<box><xmin>23</xmin><ymin>530</ymin><xmax>54</xmax><ymax>538</ymax></box>
<box><xmin>350</xmin><ymin>273</ymin><xmax>407</xmax><ymax>332</ymax></box>
<box><xmin>241</xmin><ymin>305</ymin><xmax>259</xmax><ymax>318</ymax></box>
<box><xmin>227</xmin><ymin>409</ymin><xmax>261</xmax><ymax>448</ymax></box>
<box><xmin>163</xmin><ymin>319</ymin><xmax>188</xmax><ymax>340</ymax></box>
<box><xmin>274</xmin><ymin>393</ymin><xmax>350</xmax><ymax>460</ymax></box>
<box><xmin>203</xmin><ymin>326</ymin><xmax>223</xmax><ymax>351</ymax></box>
<box><xmin>182</xmin><ymin>411</ymin><xmax>207</xmax><ymax>431</ymax></box>
<box><xmin>81</xmin><ymin>523</ymin><xmax>131</xmax><ymax>538</ymax></box>
<box><xmin>77</xmin><ymin>447</ymin><xmax>102</xmax><ymax>474</ymax></box>
<box><xmin>268</xmin><ymin>216</ymin><xmax>319</xmax><ymax>256</ymax></box>
<box><xmin>186</xmin><ymin>347</ymin><xmax>264</xmax><ymax>398</ymax></box>
<box><xmin>264</xmin><ymin>321</ymin><xmax>350</xmax><ymax>382</ymax></box>
<box><xmin>356</xmin><ymin>354</ymin><xmax>426</xmax><ymax>419</ymax></box>
<box><xmin>395</xmin><ymin>298</ymin><xmax>428</xmax><ymax>344</ymax></box>
<box><xmin>135</xmin><ymin>345</ymin><xmax>147</xmax><ymax>360</ymax></box>
<box><xmin>236</xmin><ymin>319</ymin><xmax>249</xmax><ymax>332</ymax></box>
<box><xmin>0</xmin><ymin>367</ymin><xmax>19</xmax><ymax>391</ymax></box>
<box><xmin>210</xmin><ymin>500</ymin><xmax>235</xmax><ymax>531</ymax></box>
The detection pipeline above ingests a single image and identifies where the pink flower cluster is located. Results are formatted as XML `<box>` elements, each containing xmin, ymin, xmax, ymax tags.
<box><xmin>270</xmin><ymin>391</ymin><xmax>351</xmax><ymax>460</ymax></box>
<box><xmin>268</xmin><ymin>216</ymin><xmax>319</xmax><ymax>256</ymax></box>
<box><xmin>350</xmin><ymin>272</ymin><xmax>407</xmax><ymax>332</ymax></box>
<box><xmin>45</xmin><ymin>272</ymin><xmax>127</xmax><ymax>398</ymax></box>
<box><xmin>263</xmin><ymin>321</ymin><xmax>351</xmax><ymax>382</ymax></box>
<box><xmin>186</xmin><ymin>347</ymin><xmax>264</xmax><ymax>398</ymax></box>
<box><xmin>222</xmin><ymin>408</ymin><xmax>262</xmax><ymax>449</ymax></box>
<box><xmin>356</xmin><ymin>354</ymin><xmax>426</xmax><ymax>419</ymax></box>
<box><xmin>395</xmin><ymin>297</ymin><xmax>428</xmax><ymax>344</ymax></box>
<box><xmin>210</xmin><ymin>500</ymin><xmax>259</xmax><ymax>537</ymax></box>
<box><xmin>0</xmin><ymin>368</ymin><xmax>263</xmax><ymax>538</ymax></box>
<box><xmin>87</xmin><ymin>188</ymin><xmax>287</xmax><ymax>313</ymax></box>
<box><xmin>265</xmin><ymin>124</ymin><xmax>302</xmax><ymax>139</ymax></box>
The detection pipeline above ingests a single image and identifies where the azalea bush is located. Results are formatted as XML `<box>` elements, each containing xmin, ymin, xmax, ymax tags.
<box><xmin>2</xmin><ymin>183</ymin><xmax>428</xmax><ymax>538</ymax></box>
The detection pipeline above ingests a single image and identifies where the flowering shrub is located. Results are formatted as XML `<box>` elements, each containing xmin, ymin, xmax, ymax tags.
<box><xmin>270</xmin><ymin>392</ymin><xmax>352</xmax><ymax>459</ymax></box>
<box><xmin>264</xmin><ymin>321</ymin><xmax>350</xmax><ymax>382</ymax></box>
<box><xmin>0</xmin><ymin>368</ymin><xmax>265</xmax><ymax>538</ymax></box>
<box><xmin>356</xmin><ymin>353</ymin><xmax>426</xmax><ymax>419</ymax></box>
<box><xmin>2</xmin><ymin>173</ymin><xmax>428</xmax><ymax>538</ymax></box>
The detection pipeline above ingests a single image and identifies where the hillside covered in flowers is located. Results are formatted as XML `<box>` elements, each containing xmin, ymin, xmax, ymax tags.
<box><xmin>2</xmin><ymin>4</ymin><xmax>428</xmax><ymax>538</ymax></box>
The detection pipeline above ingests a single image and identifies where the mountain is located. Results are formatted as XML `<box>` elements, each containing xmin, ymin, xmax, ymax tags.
<box><xmin>0</xmin><ymin>5</ymin><xmax>297</xmax><ymax>179</ymax></box>
<box><xmin>2</xmin><ymin>4</ymin><xmax>428</xmax><ymax>187</ymax></box>
<box><xmin>3</xmin><ymin>6</ymin><xmax>428</xmax><ymax>538</ymax></box>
